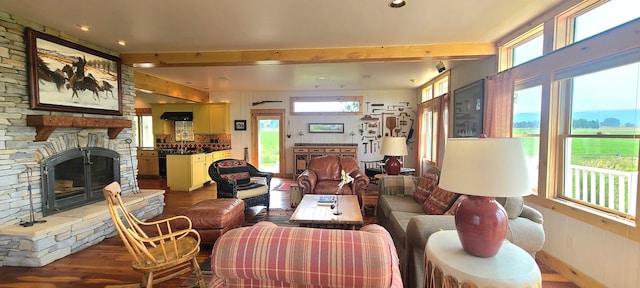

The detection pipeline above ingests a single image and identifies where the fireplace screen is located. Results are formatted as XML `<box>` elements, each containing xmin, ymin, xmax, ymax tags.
<box><xmin>41</xmin><ymin>147</ymin><xmax>120</xmax><ymax>216</ymax></box>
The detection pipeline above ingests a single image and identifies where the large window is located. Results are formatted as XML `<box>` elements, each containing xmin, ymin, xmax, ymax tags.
<box><xmin>512</xmin><ymin>81</ymin><xmax>542</xmax><ymax>192</ymax></box>
<box><xmin>134</xmin><ymin>115</ymin><xmax>154</xmax><ymax>147</ymax></box>
<box><xmin>416</xmin><ymin>71</ymin><xmax>449</xmax><ymax>173</ymax></box>
<box><xmin>557</xmin><ymin>60</ymin><xmax>640</xmax><ymax>217</ymax></box>
<box><xmin>290</xmin><ymin>96</ymin><xmax>362</xmax><ymax>115</ymax></box>
<box><xmin>498</xmin><ymin>25</ymin><xmax>544</xmax><ymax>71</ymax></box>
<box><xmin>421</xmin><ymin>85</ymin><xmax>433</xmax><ymax>102</ymax></box>
<box><xmin>573</xmin><ymin>0</ymin><xmax>639</xmax><ymax>42</ymax></box>
<box><xmin>496</xmin><ymin>0</ymin><xmax>640</xmax><ymax>238</ymax></box>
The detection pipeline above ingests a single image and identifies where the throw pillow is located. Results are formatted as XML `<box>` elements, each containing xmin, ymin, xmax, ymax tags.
<box><xmin>379</xmin><ymin>175</ymin><xmax>417</xmax><ymax>196</ymax></box>
<box><xmin>412</xmin><ymin>173</ymin><xmax>439</xmax><ymax>204</ymax></box>
<box><xmin>217</xmin><ymin>160</ymin><xmax>251</xmax><ymax>185</ymax></box>
<box><xmin>422</xmin><ymin>186</ymin><xmax>460</xmax><ymax>215</ymax></box>
<box><xmin>444</xmin><ymin>195</ymin><xmax>469</xmax><ymax>215</ymax></box>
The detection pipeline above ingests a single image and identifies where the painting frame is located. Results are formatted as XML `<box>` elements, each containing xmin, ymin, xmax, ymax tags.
<box><xmin>234</xmin><ymin>120</ymin><xmax>247</xmax><ymax>131</ymax></box>
<box><xmin>308</xmin><ymin>123</ymin><xmax>344</xmax><ymax>133</ymax></box>
<box><xmin>26</xmin><ymin>28</ymin><xmax>123</xmax><ymax>115</ymax></box>
<box><xmin>452</xmin><ymin>79</ymin><xmax>484</xmax><ymax>138</ymax></box>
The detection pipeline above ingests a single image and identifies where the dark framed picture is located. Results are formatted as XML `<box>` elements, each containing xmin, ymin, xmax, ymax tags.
<box><xmin>234</xmin><ymin>120</ymin><xmax>247</xmax><ymax>131</ymax></box>
<box><xmin>308</xmin><ymin>123</ymin><xmax>344</xmax><ymax>133</ymax></box>
<box><xmin>452</xmin><ymin>79</ymin><xmax>484</xmax><ymax>137</ymax></box>
<box><xmin>26</xmin><ymin>28</ymin><xmax>123</xmax><ymax>115</ymax></box>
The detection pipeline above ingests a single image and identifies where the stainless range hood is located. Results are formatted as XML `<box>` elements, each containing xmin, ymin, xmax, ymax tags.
<box><xmin>160</xmin><ymin>112</ymin><xmax>193</xmax><ymax>121</ymax></box>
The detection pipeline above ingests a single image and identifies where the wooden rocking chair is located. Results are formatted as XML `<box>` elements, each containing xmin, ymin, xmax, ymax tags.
<box><xmin>103</xmin><ymin>182</ymin><xmax>205</xmax><ymax>288</ymax></box>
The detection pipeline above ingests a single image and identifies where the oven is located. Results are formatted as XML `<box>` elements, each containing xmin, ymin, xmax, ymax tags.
<box><xmin>157</xmin><ymin>149</ymin><xmax>176</xmax><ymax>178</ymax></box>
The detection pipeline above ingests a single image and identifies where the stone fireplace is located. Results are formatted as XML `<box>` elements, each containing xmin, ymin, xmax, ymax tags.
<box><xmin>0</xmin><ymin>133</ymin><xmax>166</xmax><ymax>267</ymax></box>
<box><xmin>41</xmin><ymin>147</ymin><xmax>120</xmax><ymax>216</ymax></box>
<box><xmin>0</xmin><ymin>13</ymin><xmax>163</xmax><ymax>268</ymax></box>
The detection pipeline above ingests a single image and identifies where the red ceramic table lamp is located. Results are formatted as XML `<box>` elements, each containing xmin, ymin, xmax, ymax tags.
<box><xmin>437</xmin><ymin>138</ymin><xmax>531</xmax><ymax>257</ymax></box>
<box><xmin>380</xmin><ymin>137</ymin><xmax>408</xmax><ymax>175</ymax></box>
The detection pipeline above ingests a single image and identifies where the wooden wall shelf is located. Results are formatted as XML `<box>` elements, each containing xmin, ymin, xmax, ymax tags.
<box><xmin>26</xmin><ymin>115</ymin><xmax>132</xmax><ymax>141</ymax></box>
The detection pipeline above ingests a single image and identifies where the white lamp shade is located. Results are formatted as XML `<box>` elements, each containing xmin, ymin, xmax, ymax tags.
<box><xmin>380</xmin><ymin>137</ymin><xmax>408</xmax><ymax>156</ymax></box>
<box><xmin>438</xmin><ymin>138</ymin><xmax>532</xmax><ymax>197</ymax></box>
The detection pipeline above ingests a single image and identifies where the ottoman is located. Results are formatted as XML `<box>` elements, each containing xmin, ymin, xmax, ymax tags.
<box><xmin>179</xmin><ymin>198</ymin><xmax>245</xmax><ymax>243</ymax></box>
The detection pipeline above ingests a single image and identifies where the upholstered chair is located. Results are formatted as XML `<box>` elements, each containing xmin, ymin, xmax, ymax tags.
<box><xmin>209</xmin><ymin>159</ymin><xmax>273</xmax><ymax>210</ymax></box>
<box><xmin>296</xmin><ymin>154</ymin><xmax>369</xmax><ymax>205</ymax></box>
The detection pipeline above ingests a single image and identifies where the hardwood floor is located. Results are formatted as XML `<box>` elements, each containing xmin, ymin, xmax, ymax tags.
<box><xmin>0</xmin><ymin>178</ymin><xmax>578</xmax><ymax>288</ymax></box>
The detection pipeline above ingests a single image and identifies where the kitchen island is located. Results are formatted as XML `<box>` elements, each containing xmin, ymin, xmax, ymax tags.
<box><xmin>166</xmin><ymin>149</ymin><xmax>231</xmax><ymax>191</ymax></box>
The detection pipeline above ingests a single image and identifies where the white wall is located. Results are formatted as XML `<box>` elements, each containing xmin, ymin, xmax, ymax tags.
<box><xmin>450</xmin><ymin>56</ymin><xmax>496</xmax><ymax>91</ymax></box>
<box><xmin>210</xmin><ymin>89</ymin><xmax>417</xmax><ymax>175</ymax></box>
<box><xmin>529</xmin><ymin>203</ymin><xmax>640</xmax><ymax>287</ymax></box>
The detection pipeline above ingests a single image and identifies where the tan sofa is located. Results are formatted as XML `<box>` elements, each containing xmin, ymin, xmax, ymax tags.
<box><xmin>376</xmin><ymin>175</ymin><xmax>545</xmax><ymax>288</ymax></box>
<box><xmin>297</xmin><ymin>154</ymin><xmax>369</xmax><ymax>204</ymax></box>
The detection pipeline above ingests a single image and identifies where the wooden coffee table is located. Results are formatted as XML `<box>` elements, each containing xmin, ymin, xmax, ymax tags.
<box><xmin>289</xmin><ymin>194</ymin><xmax>364</xmax><ymax>229</ymax></box>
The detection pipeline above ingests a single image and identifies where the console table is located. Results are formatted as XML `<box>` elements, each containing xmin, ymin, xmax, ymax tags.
<box><xmin>425</xmin><ymin>230</ymin><xmax>541</xmax><ymax>288</ymax></box>
<box><xmin>293</xmin><ymin>143</ymin><xmax>358</xmax><ymax>178</ymax></box>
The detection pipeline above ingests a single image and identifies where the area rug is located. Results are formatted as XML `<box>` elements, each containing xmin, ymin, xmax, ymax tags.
<box><xmin>244</xmin><ymin>207</ymin><xmax>297</xmax><ymax>227</ymax></box>
<box><xmin>179</xmin><ymin>270</ymin><xmax>212</xmax><ymax>288</ymax></box>
<box><xmin>273</xmin><ymin>182</ymin><xmax>292</xmax><ymax>191</ymax></box>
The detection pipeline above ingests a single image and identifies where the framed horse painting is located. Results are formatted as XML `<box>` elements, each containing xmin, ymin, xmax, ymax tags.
<box><xmin>26</xmin><ymin>28</ymin><xmax>123</xmax><ymax>115</ymax></box>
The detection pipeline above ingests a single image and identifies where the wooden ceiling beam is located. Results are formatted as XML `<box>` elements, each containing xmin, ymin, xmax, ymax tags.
<box><xmin>121</xmin><ymin>43</ymin><xmax>495</xmax><ymax>67</ymax></box>
<box><xmin>134</xmin><ymin>71</ymin><xmax>209</xmax><ymax>103</ymax></box>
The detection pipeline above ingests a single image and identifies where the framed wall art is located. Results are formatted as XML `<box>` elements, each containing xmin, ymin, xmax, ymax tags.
<box><xmin>234</xmin><ymin>120</ymin><xmax>247</xmax><ymax>131</ymax></box>
<box><xmin>452</xmin><ymin>79</ymin><xmax>484</xmax><ymax>138</ymax></box>
<box><xmin>308</xmin><ymin>123</ymin><xmax>344</xmax><ymax>133</ymax></box>
<box><xmin>26</xmin><ymin>28</ymin><xmax>123</xmax><ymax>115</ymax></box>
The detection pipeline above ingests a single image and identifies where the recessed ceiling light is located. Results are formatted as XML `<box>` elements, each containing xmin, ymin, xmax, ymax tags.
<box><xmin>78</xmin><ymin>25</ymin><xmax>91</xmax><ymax>31</ymax></box>
<box><xmin>135</xmin><ymin>88</ymin><xmax>153</xmax><ymax>94</ymax></box>
<box><xmin>389</xmin><ymin>0</ymin><xmax>406</xmax><ymax>8</ymax></box>
<box><xmin>136</xmin><ymin>63</ymin><xmax>155</xmax><ymax>68</ymax></box>
<box><xmin>117</xmin><ymin>40</ymin><xmax>126</xmax><ymax>46</ymax></box>
<box><xmin>317</xmin><ymin>76</ymin><xmax>326</xmax><ymax>80</ymax></box>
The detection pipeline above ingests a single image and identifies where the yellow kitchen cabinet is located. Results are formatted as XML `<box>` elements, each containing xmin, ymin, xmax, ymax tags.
<box><xmin>154</xmin><ymin>103</ymin><xmax>229</xmax><ymax>135</ymax></box>
<box><xmin>166</xmin><ymin>153</ymin><xmax>209</xmax><ymax>191</ymax></box>
<box><xmin>151</xmin><ymin>104</ymin><xmax>172</xmax><ymax>134</ymax></box>
<box><xmin>137</xmin><ymin>150</ymin><xmax>159</xmax><ymax>177</ymax></box>
<box><xmin>192</xmin><ymin>104</ymin><xmax>210</xmax><ymax>134</ymax></box>
<box><xmin>209</xmin><ymin>103</ymin><xmax>231</xmax><ymax>134</ymax></box>
<box><xmin>192</xmin><ymin>103</ymin><xmax>230</xmax><ymax>134</ymax></box>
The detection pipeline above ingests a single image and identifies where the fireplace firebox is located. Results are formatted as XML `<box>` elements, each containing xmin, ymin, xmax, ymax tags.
<box><xmin>40</xmin><ymin>147</ymin><xmax>120</xmax><ymax>216</ymax></box>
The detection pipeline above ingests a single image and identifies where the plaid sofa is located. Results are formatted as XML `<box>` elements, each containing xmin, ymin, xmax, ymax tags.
<box><xmin>209</xmin><ymin>221</ymin><xmax>403</xmax><ymax>288</ymax></box>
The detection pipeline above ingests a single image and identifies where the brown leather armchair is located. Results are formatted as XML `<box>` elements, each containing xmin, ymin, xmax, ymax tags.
<box><xmin>296</xmin><ymin>155</ymin><xmax>369</xmax><ymax>205</ymax></box>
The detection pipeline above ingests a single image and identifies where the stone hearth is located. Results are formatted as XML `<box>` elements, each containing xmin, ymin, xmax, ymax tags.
<box><xmin>0</xmin><ymin>189</ymin><xmax>164</xmax><ymax>267</ymax></box>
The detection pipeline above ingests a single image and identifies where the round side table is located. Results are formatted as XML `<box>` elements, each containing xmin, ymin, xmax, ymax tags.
<box><xmin>424</xmin><ymin>230</ymin><xmax>541</xmax><ymax>288</ymax></box>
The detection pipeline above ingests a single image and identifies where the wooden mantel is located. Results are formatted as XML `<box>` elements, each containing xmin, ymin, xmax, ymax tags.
<box><xmin>27</xmin><ymin>115</ymin><xmax>132</xmax><ymax>141</ymax></box>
